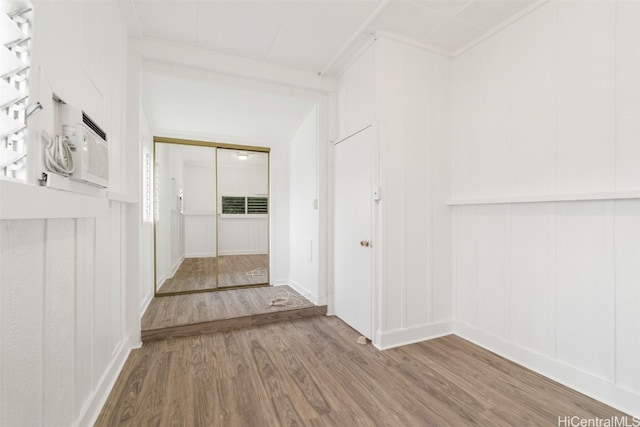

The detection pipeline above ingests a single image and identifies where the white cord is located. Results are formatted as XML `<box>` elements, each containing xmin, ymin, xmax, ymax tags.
<box><xmin>44</xmin><ymin>135</ymin><xmax>74</xmax><ymax>176</ymax></box>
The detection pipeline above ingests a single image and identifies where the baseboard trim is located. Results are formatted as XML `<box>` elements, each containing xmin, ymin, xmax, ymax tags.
<box><xmin>374</xmin><ymin>321</ymin><xmax>454</xmax><ymax>350</ymax></box>
<box><xmin>170</xmin><ymin>255</ymin><xmax>184</xmax><ymax>277</ymax></box>
<box><xmin>454</xmin><ymin>321</ymin><xmax>640</xmax><ymax>417</ymax></box>
<box><xmin>217</xmin><ymin>250</ymin><xmax>268</xmax><ymax>256</ymax></box>
<box><xmin>184</xmin><ymin>253</ymin><xmax>216</xmax><ymax>258</ymax></box>
<box><xmin>286</xmin><ymin>280</ymin><xmax>327</xmax><ymax>306</ymax></box>
<box><xmin>139</xmin><ymin>289</ymin><xmax>153</xmax><ymax>318</ymax></box>
<box><xmin>76</xmin><ymin>335</ymin><xmax>135</xmax><ymax>427</ymax></box>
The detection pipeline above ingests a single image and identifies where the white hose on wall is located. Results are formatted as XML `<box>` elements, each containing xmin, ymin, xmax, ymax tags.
<box><xmin>44</xmin><ymin>134</ymin><xmax>74</xmax><ymax>176</ymax></box>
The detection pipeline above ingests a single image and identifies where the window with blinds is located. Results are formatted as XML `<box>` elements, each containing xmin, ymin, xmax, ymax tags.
<box><xmin>247</xmin><ymin>196</ymin><xmax>268</xmax><ymax>214</ymax></box>
<box><xmin>221</xmin><ymin>196</ymin><xmax>268</xmax><ymax>215</ymax></box>
<box><xmin>1</xmin><ymin>4</ymin><xmax>31</xmax><ymax>179</ymax></box>
<box><xmin>221</xmin><ymin>196</ymin><xmax>247</xmax><ymax>214</ymax></box>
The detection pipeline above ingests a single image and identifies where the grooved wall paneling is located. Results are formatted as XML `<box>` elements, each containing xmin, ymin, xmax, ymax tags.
<box><xmin>452</xmin><ymin>0</ymin><xmax>640</xmax><ymax>415</ymax></box>
<box><xmin>556</xmin><ymin>2</ymin><xmax>615</xmax><ymax>194</ymax></box>
<box><xmin>0</xmin><ymin>220</ymin><xmax>45</xmax><ymax>426</ymax></box>
<box><xmin>43</xmin><ymin>219</ymin><xmax>76</xmax><ymax>426</ymax></box>
<box><xmin>614</xmin><ymin>200</ymin><xmax>640</xmax><ymax>390</ymax></box>
<box><xmin>615</xmin><ymin>1</ymin><xmax>640</xmax><ymax>190</ymax></box>
<box><xmin>75</xmin><ymin>218</ymin><xmax>95</xmax><ymax>418</ymax></box>
<box><xmin>555</xmin><ymin>201</ymin><xmax>613</xmax><ymax>380</ymax></box>
<box><xmin>475</xmin><ymin>205</ymin><xmax>508</xmax><ymax>339</ymax></box>
<box><xmin>509</xmin><ymin>203</ymin><xmax>554</xmax><ymax>355</ymax></box>
<box><xmin>506</xmin><ymin>4</ymin><xmax>556</xmax><ymax>196</ymax></box>
<box><xmin>454</xmin><ymin>205</ymin><xmax>476</xmax><ymax>326</ymax></box>
<box><xmin>374</xmin><ymin>38</ymin><xmax>453</xmax><ymax>340</ymax></box>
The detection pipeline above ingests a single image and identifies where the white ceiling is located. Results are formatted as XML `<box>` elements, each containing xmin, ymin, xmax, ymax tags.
<box><xmin>121</xmin><ymin>0</ymin><xmax>539</xmax><ymax>74</ymax></box>
<box><xmin>159</xmin><ymin>143</ymin><xmax>267</xmax><ymax>168</ymax></box>
<box><xmin>217</xmin><ymin>147</ymin><xmax>268</xmax><ymax>167</ymax></box>
<box><xmin>141</xmin><ymin>71</ymin><xmax>315</xmax><ymax>144</ymax></box>
<box><xmin>135</xmin><ymin>0</ymin><xmax>538</xmax><ymax>145</ymax></box>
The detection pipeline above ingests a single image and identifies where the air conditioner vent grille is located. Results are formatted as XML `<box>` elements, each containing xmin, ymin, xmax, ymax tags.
<box><xmin>82</xmin><ymin>112</ymin><xmax>107</xmax><ymax>142</ymax></box>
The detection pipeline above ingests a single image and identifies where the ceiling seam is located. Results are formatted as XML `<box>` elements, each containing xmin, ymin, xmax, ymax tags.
<box><xmin>452</xmin><ymin>0</ymin><xmax>549</xmax><ymax>57</ymax></box>
<box><xmin>264</xmin><ymin>8</ymin><xmax>288</xmax><ymax>61</ymax></box>
<box><xmin>319</xmin><ymin>0</ymin><xmax>391</xmax><ymax>77</ymax></box>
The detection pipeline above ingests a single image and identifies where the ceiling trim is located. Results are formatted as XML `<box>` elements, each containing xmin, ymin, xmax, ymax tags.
<box><xmin>132</xmin><ymin>38</ymin><xmax>336</xmax><ymax>93</ymax></box>
<box><xmin>452</xmin><ymin>0</ymin><xmax>549</xmax><ymax>57</ymax></box>
<box><xmin>375</xmin><ymin>31</ymin><xmax>454</xmax><ymax>58</ymax></box>
<box><xmin>141</xmin><ymin>59</ymin><xmax>323</xmax><ymax>104</ymax></box>
<box><xmin>151</xmin><ymin>127</ymin><xmax>285</xmax><ymax>148</ymax></box>
<box><xmin>320</xmin><ymin>0</ymin><xmax>391</xmax><ymax>77</ymax></box>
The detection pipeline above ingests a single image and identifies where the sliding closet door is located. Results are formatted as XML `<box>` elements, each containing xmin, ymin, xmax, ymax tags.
<box><xmin>154</xmin><ymin>143</ymin><xmax>217</xmax><ymax>295</ymax></box>
<box><xmin>216</xmin><ymin>148</ymin><xmax>270</xmax><ymax>288</ymax></box>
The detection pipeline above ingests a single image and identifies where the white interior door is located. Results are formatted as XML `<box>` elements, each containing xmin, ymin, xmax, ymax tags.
<box><xmin>334</xmin><ymin>127</ymin><xmax>373</xmax><ymax>338</ymax></box>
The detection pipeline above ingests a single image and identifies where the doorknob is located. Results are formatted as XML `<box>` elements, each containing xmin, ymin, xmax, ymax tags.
<box><xmin>360</xmin><ymin>240</ymin><xmax>370</xmax><ymax>247</ymax></box>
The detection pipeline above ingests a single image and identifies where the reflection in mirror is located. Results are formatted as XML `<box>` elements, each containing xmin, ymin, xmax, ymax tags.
<box><xmin>155</xmin><ymin>143</ymin><xmax>217</xmax><ymax>294</ymax></box>
<box><xmin>217</xmin><ymin>148</ymin><xmax>269</xmax><ymax>288</ymax></box>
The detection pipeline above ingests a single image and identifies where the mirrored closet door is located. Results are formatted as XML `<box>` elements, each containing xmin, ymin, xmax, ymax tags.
<box><xmin>216</xmin><ymin>148</ymin><xmax>269</xmax><ymax>288</ymax></box>
<box><xmin>154</xmin><ymin>139</ymin><xmax>270</xmax><ymax>296</ymax></box>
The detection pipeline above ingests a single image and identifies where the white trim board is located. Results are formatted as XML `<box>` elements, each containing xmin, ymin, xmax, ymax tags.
<box><xmin>184</xmin><ymin>253</ymin><xmax>217</xmax><ymax>258</ymax></box>
<box><xmin>374</xmin><ymin>321</ymin><xmax>454</xmax><ymax>351</ymax></box>
<box><xmin>0</xmin><ymin>180</ymin><xmax>109</xmax><ymax>219</ymax></box>
<box><xmin>217</xmin><ymin>250</ymin><xmax>268</xmax><ymax>256</ymax></box>
<box><xmin>454</xmin><ymin>321</ymin><xmax>640</xmax><ymax>418</ymax></box>
<box><xmin>139</xmin><ymin>290</ymin><xmax>153</xmax><ymax>319</ymax></box>
<box><xmin>448</xmin><ymin>191</ymin><xmax>640</xmax><ymax>206</ymax></box>
<box><xmin>286</xmin><ymin>280</ymin><xmax>327</xmax><ymax>307</ymax></box>
<box><xmin>77</xmin><ymin>336</ymin><xmax>136</xmax><ymax>427</ymax></box>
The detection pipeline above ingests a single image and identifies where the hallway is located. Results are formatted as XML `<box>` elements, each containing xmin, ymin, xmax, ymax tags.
<box><xmin>97</xmin><ymin>315</ymin><xmax>627</xmax><ymax>426</ymax></box>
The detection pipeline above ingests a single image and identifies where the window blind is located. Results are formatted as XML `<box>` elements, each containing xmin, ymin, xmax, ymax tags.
<box><xmin>222</xmin><ymin>196</ymin><xmax>246</xmax><ymax>214</ymax></box>
<box><xmin>247</xmin><ymin>196</ymin><xmax>268</xmax><ymax>214</ymax></box>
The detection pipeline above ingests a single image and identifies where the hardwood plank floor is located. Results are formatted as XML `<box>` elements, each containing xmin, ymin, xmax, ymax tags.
<box><xmin>157</xmin><ymin>257</ymin><xmax>217</xmax><ymax>293</ymax></box>
<box><xmin>98</xmin><ymin>316</ymin><xmax>629</xmax><ymax>426</ymax></box>
<box><xmin>142</xmin><ymin>285</ymin><xmax>323</xmax><ymax>342</ymax></box>
<box><xmin>218</xmin><ymin>254</ymin><xmax>269</xmax><ymax>288</ymax></box>
<box><xmin>157</xmin><ymin>255</ymin><xmax>269</xmax><ymax>293</ymax></box>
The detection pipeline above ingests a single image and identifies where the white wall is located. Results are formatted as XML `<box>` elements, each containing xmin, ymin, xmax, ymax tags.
<box><xmin>374</xmin><ymin>38</ymin><xmax>453</xmax><ymax>349</ymax></box>
<box><xmin>155</xmin><ymin>144</ymin><xmax>185</xmax><ymax>287</ymax></box>
<box><xmin>183</xmin><ymin>161</ymin><xmax>216</xmax><ymax>258</ymax></box>
<box><xmin>0</xmin><ymin>2</ymin><xmax>139</xmax><ymax>427</ymax></box>
<box><xmin>336</xmin><ymin>39</ymin><xmax>453</xmax><ymax>349</ymax></box>
<box><xmin>288</xmin><ymin>105</ymin><xmax>321</xmax><ymax>304</ymax></box>
<box><xmin>218</xmin><ymin>155</ymin><xmax>269</xmax><ymax>256</ymax></box>
<box><xmin>451</xmin><ymin>1</ymin><xmax>640</xmax><ymax>416</ymax></box>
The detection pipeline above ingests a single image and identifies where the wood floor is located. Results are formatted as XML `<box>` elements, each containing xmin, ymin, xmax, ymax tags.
<box><xmin>98</xmin><ymin>315</ymin><xmax>628</xmax><ymax>426</ymax></box>
<box><xmin>219</xmin><ymin>254</ymin><xmax>269</xmax><ymax>288</ymax></box>
<box><xmin>158</xmin><ymin>255</ymin><xmax>269</xmax><ymax>294</ymax></box>
<box><xmin>142</xmin><ymin>285</ymin><xmax>324</xmax><ymax>342</ymax></box>
<box><xmin>158</xmin><ymin>257</ymin><xmax>217</xmax><ymax>293</ymax></box>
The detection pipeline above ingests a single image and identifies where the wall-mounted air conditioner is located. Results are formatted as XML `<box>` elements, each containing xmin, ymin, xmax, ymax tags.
<box><xmin>58</xmin><ymin>104</ymin><xmax>109</xmax><ymax>188</ymax></box>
